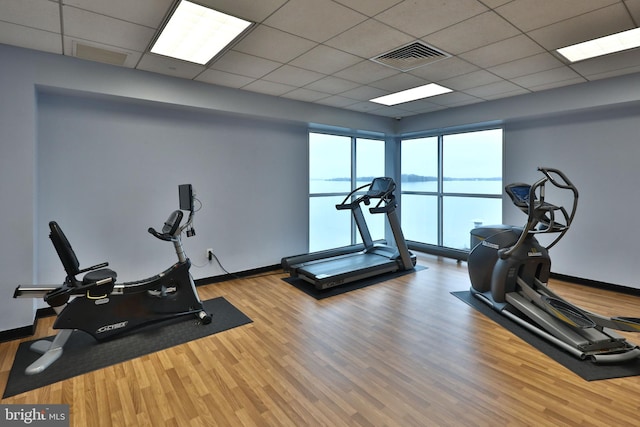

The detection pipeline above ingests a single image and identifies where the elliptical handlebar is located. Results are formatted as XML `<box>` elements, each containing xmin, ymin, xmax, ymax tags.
<box><xmin>538</xmin><ymin>167</ymin><xmax>577</xmax><ymax>191</ymax></box>
<box><xmin>500</xmin><ymin>167</ymin><xmax>578</xmax><ymax>258</ymax></box>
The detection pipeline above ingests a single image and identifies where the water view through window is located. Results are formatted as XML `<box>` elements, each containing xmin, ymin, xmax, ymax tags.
<box><xmin>309</xmin><ymin>128</ymin><xmax>503</xmax><ymax>254</ymax></box>
<box><xmin>309</xmin><ymin>133</ymin><xmax>385</xmax><ymax>252</ymax></box>
<box><xmin>401</xmin><ymin>129</ymin><xmax>503</xmax><ymax>251</ymax></box>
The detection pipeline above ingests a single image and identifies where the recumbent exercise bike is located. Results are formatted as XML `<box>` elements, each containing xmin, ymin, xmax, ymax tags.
<box><xmin>14</xmin><ymin>184</ymin><xmax>211</xmax><ymax>375</ymax></box>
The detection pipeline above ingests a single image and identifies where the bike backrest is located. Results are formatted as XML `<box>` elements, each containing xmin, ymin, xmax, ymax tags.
<box><xmin>49</xmin><ymin>221</ymin><xmax>81</xmax><ymax>279</ymax></box>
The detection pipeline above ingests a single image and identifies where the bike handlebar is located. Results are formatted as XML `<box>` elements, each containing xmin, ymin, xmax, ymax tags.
<box><xmin>148</xmin><ymin>210</ymin><xmax>185</xmax><ymax>241</ymax></box>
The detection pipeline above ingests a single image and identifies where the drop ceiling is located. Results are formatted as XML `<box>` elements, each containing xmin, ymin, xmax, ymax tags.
<box><xmin>2</xmin><ymin>0</ymin><xmax>640</xmax><ymax>118</ymax></box>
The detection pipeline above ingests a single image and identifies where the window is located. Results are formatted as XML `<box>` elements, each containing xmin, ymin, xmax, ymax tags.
<box><xmin>309</xmin><ymin>132</ymin><xmax>385</xmax><ymax>252</ymax></box>
<box><xmin>401</xmin><ymin>128</ymin><xmax>502</xmax><ymax>252</ymax></box>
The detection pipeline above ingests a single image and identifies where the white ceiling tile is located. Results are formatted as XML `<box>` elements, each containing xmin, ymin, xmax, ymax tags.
<box><xmin>195</xmin><ymin>69</ymin><xmax>256</xmax><ymax>88</ymax></box>
<box><xmin>511</xmin><ymin>67</ymin><xmax>586</xmax><ymax>89</ymax></box>
<box><xmin>488</xmin><ymin>52</ymin><xmax>566</xmax><ymax>79</ymax></box>
<box><xmin>480</xmin><ymin>88</ymin><xmax>531</xmax><ymax>100</ymax></box>
<box><xmin>583</xmin><ymin>64</ymin><xmax>640</xmax><ymax>81</ymax></box>
<box><xmin>0</xmin><ymin>21</ymin><xmax>62</xmax><ymax>54</ymax></box>
<box><xmin>368</xmin><ymin>73</ymin><xmax>426</xmax><ymax>92</ymax></box>
<box><xmin>2</xmin><ymin>0</ymin><xmax>640</xmax><ymax>115</ymax></box>
<box><xmin>242</xmin><ymin>80</ymin><xmax>297</xmax><ymax>96</ymax></box>
<box><xmin>625</xmin><ymin>0</ymin><xmax>640</xmax><ymax>22</ymax></box>
<box><xmin>136</xmin><ymin>53</ymin><xmax>205</xmax><ymax>79</ymax></box>
<box><xmin>526</xmin><ymin>77</ymin><xmax>588</xmax><ymax>92</ymax></box>
<box><xmin>196</xmin><ymin>0</ymin><xmax>289</xmax><ymax>22</ymax></box>
<box><xmin>210</xmin><ymin>51</ymin><xmax>282</xmax><ymax>79</ymax></box>
<box><xmin>423</xmin><ymin>11</ymin><xmax>521</xmax><ymax>55</ymax></box>
<box><xmin>264</xmin><ymin>0</ymin><xmax>367</xmax><ymax>43</ymax></box>
<box><xmin>314</xmin><ymin>95</ymin><xmax>359</xmax><ymax>107</ymax></box>
<box><xmin>414</xmin><ymin>106</ymin><xmax>448</xmax><ymax>115</ymax></box>
<box><xmin>463</xmin><ymin>81</ymin><xmax>529</xmax><ymax>99</ymax></box>
<box><xmin>333</xmin><ymin>60</ymin><xmax>400</xmax><ymax>85</ymax></box>
<box><xmin>305</xmin><ymin>76</ymin><xmax>360</xmax><ymax>94</ymax></box>
<box><xmin>437</xmin><ymin>70</ymin><xmax>503</xmax><ymax>91</ymax></box>
<box><xmin>395</xmin><ymin>98</ymin><xmax>440</xmax><ymax>112</ymax></box>
<box><xmin>0</xmin><ymin>0</ymin><xmax>60</xmax><ymax>33</ymax></box>
<box><xmin>61</xmin><ymin>0</ymin><xmax>173</xmax><ymax>28</ymax></box>
<box><xmin>459</xmin><ymin>35</ymin><xmax>545</xmax><ymax>69</ymax></box>
<box><xmin>429</xmin><ymin>92</ymin><xmax>483</xmax><ymax>107</ymax></box>
<box><xmin>408</xmin><ymin>57</ymin><xmax>480</xmax><ymax>81</ymax></box>
<box><xmin>339</xmin><ymin>85</ymin><xmax>389</xmax><ymax>101</ymax></box>
<box><xmin>262</xmin><ymin>65</ymin><xmax>326</xmax><ymax>86</ymax></box>
<box><xmin>332</xmin><ymin>0</ymin><xmax>404</xmax><ymax>17</ymax></box>
<box><xmin>324</xmin><ymin>19</ymin><xmax>414</xmax><ymax>58</ymax></box>
<box><xmin>479</xmin><ymin>0</ymin><xmax>512</xmax><ymax>7</ymax></box>
<box><xmin>404</xmin><ymin>100</ymin><xmax>449</xmax><ymax>114</ymax></box>
<box><xmin>289</xmin><ymin>45</ymin><xmax>362</xmax><ymax>75</ymax></box>
<box><xmin>343</xmin><ymin>101</ymin><xmax>386</xmax><ymax>112</ymax></box>
<box><xmin>281</xmin><ymin>88</ymin><xmax>331</xmax><ymax>102</ymax></box>
<box><xmin>62</xmin><ymin>5</ymin><xmax>155</xmax><ymax>52</ymax></box>
<box><xmin>233</xmin><ymin>25</ymin><xmax>317</xmax><ymax>63</ymax></box>
<box><xmin>528</xmin><ymin>3</ymin><xmax>634</xmax><ymax>50</ymax></box>
<box><xmin>496</xmin><ymin>0</ymin><xmax>620</xmax><ymax>32</ymax></box>
<box><xmin>371</xmin><ymin>105</ymin><xmax>414</xmax><ymax>118</ymax></box>
<box><xmin>375</xmin><ymin>0</ymin><xmax>488</xmax><ymax>38</ymax></box>
<box><xmin>570</xmin><ymin>48</ymin><xmax>640</xmax><ymax>77</ymax></box>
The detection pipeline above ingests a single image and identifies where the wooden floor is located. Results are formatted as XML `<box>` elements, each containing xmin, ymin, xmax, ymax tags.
<box><xmin>3</xmin><ymin>253</ymin><xmax>640</xmax><ymax>426</ymax></box>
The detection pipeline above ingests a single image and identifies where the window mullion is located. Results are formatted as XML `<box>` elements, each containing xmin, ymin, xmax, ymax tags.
<box><xmin>351</xmin><ymin>137</ymin><xmax>357</xmax><ymax>245</ymax></box>
<box><xmin>437</xmin><ymin>135</ymin><xmax>444</xmax><ymax>247</ymax></box>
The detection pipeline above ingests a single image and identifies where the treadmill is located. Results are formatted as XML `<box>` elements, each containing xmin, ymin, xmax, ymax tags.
<box><xmin>282</xmin><ymin>177</ymin><xmax>416</xmax><ymax>290</ymax></box>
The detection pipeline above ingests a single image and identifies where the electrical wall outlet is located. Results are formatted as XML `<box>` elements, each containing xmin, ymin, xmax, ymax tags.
<box><xmin>206</xmin><ymin>248</ymin><xmax>214</xmax><ymax>261</ymax></box>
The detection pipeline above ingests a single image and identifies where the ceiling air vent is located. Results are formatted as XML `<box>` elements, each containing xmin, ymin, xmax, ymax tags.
<box><xmin>371</xmin><ymin>41</ymin><xmax>450</xmax><ymax>72</ymax></box>
<box><xmin>73</xmin><ymin>42</ymin><xmax>128</xmax><ymax>66</ymax></box>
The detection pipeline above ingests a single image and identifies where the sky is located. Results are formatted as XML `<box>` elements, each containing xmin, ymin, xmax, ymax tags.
<box><xmin>310</xmin><ymin>129</ymin><xmax>503</xmax><ymax>181</ymax></box>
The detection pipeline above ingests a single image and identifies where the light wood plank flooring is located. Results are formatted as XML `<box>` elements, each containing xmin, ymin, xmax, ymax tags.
<box><xmin>3</xmin><ymin>253</ymin><xmax>640</xmax><ymax>426</ymax></box>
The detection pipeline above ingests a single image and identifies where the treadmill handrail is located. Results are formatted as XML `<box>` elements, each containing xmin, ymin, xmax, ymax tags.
<box><xmin>336</xmin><ymin>182</ymin><xmax>372</xmax><ymax>210</ymax></box>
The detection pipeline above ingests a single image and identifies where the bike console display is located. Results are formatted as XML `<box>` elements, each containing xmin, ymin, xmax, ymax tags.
<box><xmin>179</xmin><ymin>184</ymin><xmax>194</xmax><ymax>212</ymax></box>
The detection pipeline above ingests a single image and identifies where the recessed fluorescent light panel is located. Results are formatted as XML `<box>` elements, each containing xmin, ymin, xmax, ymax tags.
<box><xmin>151</xmin><ymin>0</ymin><xmax>253</xmax><ymax>65</ymax></box>
<box><xmin>370</xmin><ymin>83</ymin><xmax>453</xmax><ymax>106</ymax></box>
<box><xmin>556</xmin><ymin>27</ymin><xmax>640</xmax><ymax>63</ymax></box>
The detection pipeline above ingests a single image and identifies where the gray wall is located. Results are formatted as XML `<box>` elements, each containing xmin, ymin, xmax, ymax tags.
<box><xmin>401</xmin><ymin>74</ymin><xmax>640</xmax><ymax>289</ymax></box>
<box><xmin>502</xmin><ymin>105</ymin><xmax>640</xmax><ymax>288</ymax></box>
<box><xmin>0</xmin><ymin>43</ymin><xmax>394</xmax><ymax>333</ymax></box>
<box><xmin>36</xmin><ymin>91</ymin><xmax>308</xmax><ymax>283</ymax></box>
<box><xmin>3</xmin><ymin>40</ymin><xmax>640</xmax><ymax>334</ymax></box>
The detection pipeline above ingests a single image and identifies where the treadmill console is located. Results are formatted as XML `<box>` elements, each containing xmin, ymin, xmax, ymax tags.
<box><xmin>367</xmin><ymin>177</ymin><xmax>394</xmax><ymax>197</ymax></box>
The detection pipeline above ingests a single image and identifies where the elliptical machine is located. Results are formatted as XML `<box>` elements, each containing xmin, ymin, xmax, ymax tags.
<box><xmin>468</xmin><ymin>167</ymin><xmax>640</xmax><ymax>363</ymax></box>
<box><xmin>14</xmin><ymin>184</ymin><xmax>211</xmax><ymax>374</ymax></box>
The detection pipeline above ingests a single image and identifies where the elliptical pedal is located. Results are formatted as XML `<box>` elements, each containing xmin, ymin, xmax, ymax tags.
<box><xmin>540</xmin><ymin>295</ymin><xmax>595</xmax><ymax>328</ymax></box>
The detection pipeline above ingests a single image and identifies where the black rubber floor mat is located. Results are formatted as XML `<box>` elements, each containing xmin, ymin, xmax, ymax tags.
<box><xmin>3</xmin><ymin>297</ymin><xmax>251</xmax><ymax>398</ymax></box>
<box><xmin>452</xmin><ymin>290</ymin><xmax>640</xmax><ymax>381</ymax></box>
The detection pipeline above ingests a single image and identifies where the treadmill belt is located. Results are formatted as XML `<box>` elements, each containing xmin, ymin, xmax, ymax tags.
<box><xmin>298</xmin><ymin>253</ymin><xmax>395</xmax><ymax>278</ymax></box>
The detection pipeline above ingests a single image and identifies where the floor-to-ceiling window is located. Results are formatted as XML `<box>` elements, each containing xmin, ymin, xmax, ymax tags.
<box><xmin>401</xmin><ymin>128</ymin><xmax>503</xmax><ymax>255</ymax></box>
<box><xmin>309</xmin><ymin>132</ymin><xmax>385</xmax><ymax>252</ymax></box>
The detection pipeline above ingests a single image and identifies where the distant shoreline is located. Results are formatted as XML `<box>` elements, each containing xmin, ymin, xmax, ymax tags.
<box><xmin>322</xmin><ymin>175</ymin><xmax>502</xmax><ymax>182</ymax></box>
